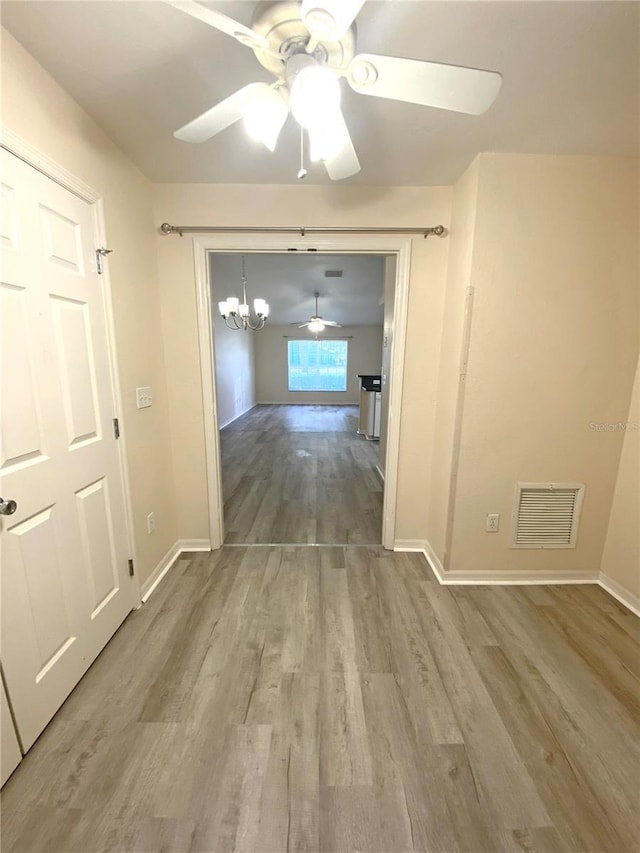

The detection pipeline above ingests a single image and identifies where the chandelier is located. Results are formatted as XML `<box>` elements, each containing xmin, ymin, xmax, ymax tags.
<box><xmin>218</xmin><ymin>256</ymin><xmax>269</xmax><ymax>331</ymax></box>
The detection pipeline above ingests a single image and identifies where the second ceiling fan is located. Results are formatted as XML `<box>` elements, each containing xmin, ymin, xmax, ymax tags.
<box><xmin>168</xmin><ymin>0</ymin><xmax>502</xmax><ymax>180</ymax></box>
<box><xmin>291</xmin><ymin>292</ymin><xmax>342</xmax><ymax>333</ymax></box>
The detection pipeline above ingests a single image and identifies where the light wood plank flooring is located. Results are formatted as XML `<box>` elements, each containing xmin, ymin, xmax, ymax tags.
<box><xmin>220</xmin><ymin>405</ymin><xmax>382</xmax><ymax>545</ymax></box>
<box><xmin>2</xmin><ymin>546</ymin><xmax>639</xmax><ymax>852</ymax></box>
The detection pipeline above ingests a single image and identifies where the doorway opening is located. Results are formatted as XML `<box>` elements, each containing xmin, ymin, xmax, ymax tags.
<box><xmin>211</xmin><ymin>251</ymin><xmax>392</xmax><ymax>545</ymax></box>
<box><xmin>192</xmin><ymin>233</ymin><xmax>412</xmax><ymax>551</ymax></box>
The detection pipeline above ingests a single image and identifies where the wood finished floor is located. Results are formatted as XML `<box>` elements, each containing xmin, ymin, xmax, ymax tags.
<box><xmin>2</xmin><ymin>546</ymin><xmax>639</xmax><ymax>853</ymax></box>
<box><xmin>220</xmin><ymin>405</ymin><xmax>382</xmax><ymax>545</ymax></box>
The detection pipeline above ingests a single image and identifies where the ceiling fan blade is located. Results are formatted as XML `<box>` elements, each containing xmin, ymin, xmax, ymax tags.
<box><xmin>323</xmin><ymin>321</ymin><xmax>343</xmax><ymax>327</ymax></box>
<box><xmin>348</xmin><ymin>53</ymin><xmax>502</xmax><ymax>115</ymax></box>
<box><xmin>174</xmin><ymin>83</ymin><xmax>271</xmax><ymax>143</ymax></box>
<box><xmin>293</xmin><ymin>322</ymin><xmax>311</xmax><ymax>327</ymax></box>
<box><xmin>313</xmin><ymin>110</ymin><xmax>360</xmax><ymax>181</ymax></box>
<box><xmin>166</xmin><ymin>0</ymin><xmax>268</xmax><ymax>50</ymax></box>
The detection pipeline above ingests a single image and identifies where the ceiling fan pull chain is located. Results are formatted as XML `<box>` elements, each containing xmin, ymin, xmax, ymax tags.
<box><xmin>297</xmin><ymin>125</ymin><xmax>308</xmax><ymax>180</ymax></box>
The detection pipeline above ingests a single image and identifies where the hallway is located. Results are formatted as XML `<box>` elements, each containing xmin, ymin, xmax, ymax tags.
<box><xmin>220</xmin><ymin>405</ymin><xmax>383</xmax><ymax>545</ymax></box>
<box><xmin>1</xmin><ymin>546</ymin><xmax>638</xmax><ymax>852</ymax></box>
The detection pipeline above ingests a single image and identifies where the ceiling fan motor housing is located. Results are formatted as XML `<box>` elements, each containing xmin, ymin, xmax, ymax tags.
<box><xmin>250</xmin><ymin>1</ymin><xmax>356</xmax><ymax>76</ymax></box>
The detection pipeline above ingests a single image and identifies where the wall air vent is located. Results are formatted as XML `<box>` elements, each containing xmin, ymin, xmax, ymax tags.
<box><xmin>324</xmin><ymin>270</ymin><xmax>343</xmax><ymax>277</ymax></box>
<box><xmin>511</xmin><ymin>483</ymin><xmax>584</xmax><ymax>549</ymax></box>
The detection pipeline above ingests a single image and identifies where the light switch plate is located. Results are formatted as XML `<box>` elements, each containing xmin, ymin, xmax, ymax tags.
<box><xmin>136</xmin><ymin>386</ymin><xmax>152</xmax><ymax>409</ymax></box>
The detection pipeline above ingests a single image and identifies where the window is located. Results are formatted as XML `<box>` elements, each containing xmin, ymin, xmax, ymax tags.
<box><xmin>288</xmin><ymin>339</ymin><xmax>348</xmax><ymax>392</ymax></box>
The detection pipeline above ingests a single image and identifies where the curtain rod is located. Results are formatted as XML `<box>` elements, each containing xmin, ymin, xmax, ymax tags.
<box><xmin>282</xmin><ymin>335</ymin><xmax>354</xmax><ymax>339</ymax></box>
<box><xmin>159</xmin><ymin>223</ymin><xmax>446</xmax><ymax>239</ymax></box>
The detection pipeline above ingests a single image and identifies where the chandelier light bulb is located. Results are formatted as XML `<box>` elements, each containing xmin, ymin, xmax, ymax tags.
<box><xmin>254</xmin><ymin>298</ymin><xmax>269</xmax><ymax>317</ymax></box>
<box><xmin>226</xmin><ymin>297</ymin><xmax>239</xmax><ymax>315</ymax></box>
<box><xmin>218</xmin><ymin>300</ymin><xmax>229</xmax><ymax>318</ymax></box>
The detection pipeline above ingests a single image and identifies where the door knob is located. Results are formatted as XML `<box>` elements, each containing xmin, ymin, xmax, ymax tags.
<box><xmin>0</xmin><ymin>498</ymin><xmax>17</xmax><ymax>515</ymax></box>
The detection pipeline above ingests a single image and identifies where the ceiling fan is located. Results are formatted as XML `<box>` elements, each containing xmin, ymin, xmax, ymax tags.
<box><xmin>291</xmin><ymin>292</ymin><xmax>342</xmax><ymax>333</ymax></box>
<box><xmin>168</xmin><ymin>0</ymin><xmax>502</xmax><ymax>180</ymax></box>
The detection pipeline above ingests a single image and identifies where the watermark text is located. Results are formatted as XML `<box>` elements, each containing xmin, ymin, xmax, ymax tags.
<box><xmin>589</xmin><ymin>422</ymin><xmax>638</xmax><ymax>432</ymax></box>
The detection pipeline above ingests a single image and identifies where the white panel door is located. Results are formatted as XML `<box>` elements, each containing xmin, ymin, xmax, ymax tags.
<box><xmin>1</xmin><ymin>676</ymin><xmax>21</xmax><ymax>786</ymax></box>
<box><xmin>0</xmin><ymin>148</ymin><xmax>133</xmax><ymax>753</ymax></box>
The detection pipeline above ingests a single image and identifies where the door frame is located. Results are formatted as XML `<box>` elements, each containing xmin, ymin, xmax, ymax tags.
<box><xmin>192</xmin><ymin>232</ymin><xmax>413</xmax><ymax>550</ymax></box>
<box><xmin>1</xmin><ymin>128</ymin><xmax>140</xmax><ymax>607</ymax></box>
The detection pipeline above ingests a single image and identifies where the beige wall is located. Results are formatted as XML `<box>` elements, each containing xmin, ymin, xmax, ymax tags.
<box><xmin>427</xmin><ymin>158</ymin><xmax>480</xmax><ymax>563</ymax></box>
<box><xmin>254</xmin><ymin>325</ymin><xmax>382</xmax><ymax>405</ymax></box>
<box><xmin>153</xmin><ymin>183</ymin><xmax>452</xmax><ymax>542</ymax></box>
<box><xmin>601</xmin><ymin>356</ymin><xmax>640</xmax><ymax>598</ymax></box>
<box><xmin>448</xmin><ymin>154</ymin><xmax>639</xmax><ymax>575</ymax></box>
<box><xmin>1</xmin><ymin>30</ymin><xmax>177</xmax><ymax>584</ymax></box>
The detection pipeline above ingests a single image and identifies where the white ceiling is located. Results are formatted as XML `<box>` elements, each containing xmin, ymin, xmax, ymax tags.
<box><xmin>2</xmin><ymin>1</ymin><xmax>638</xmax><ymax>186</ymax></box>
<box><xmin>210</xmin><ymin>252</ymin><xmax>385</xmax><ymax>324</ymax></box>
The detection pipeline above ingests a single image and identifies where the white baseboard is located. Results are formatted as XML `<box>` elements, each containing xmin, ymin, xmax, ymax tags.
<box><xmin>395</xmin><ymin>539</ymin><xmax>639</xmax><ymax>615</ymax></box>
<box><xmin>256</xmin><ymin>401</ymin><xmax>356</xmax><ymax>407</ymax></box>
<box><xmin>178</xmin><ymin>538</ymin><xmax>212</xmax><ymax>553</ymax></box>
<box><xmin>430</xmin><ymin>570</ymin><xmax>598</xmax><ymax>586</ymax></box>
<box><xmin>598</xmin><ymin>572</ymin><xmax>640</xmax><ymax>618</ymax></box>
<box><xmin>394</xmin><ymin>539</ymin><xmax>604</xmax><ymax>585</ymax></box>
<box><xmin>420</xmin><ymin>539</ymin><xmax>446</xmax><ymax>582</ymax></box>
<box><xmin>219</xmin><ymin>404</ymin><xmax>256</xmax><ymax>430</ymax></box>
<box><xmin>394</xmin><ymin>539</ymin><xmax>431</xmax><ymax>553</ymax></box>
<box><xmin>140</xmin><ymin>543</ymin><xmax>181</xmax><ymax>603</ymax></box>
<box><xmin>140</xmin><ymin>538</ymin><xmax>211</xmax><ymax>604</ymax></box>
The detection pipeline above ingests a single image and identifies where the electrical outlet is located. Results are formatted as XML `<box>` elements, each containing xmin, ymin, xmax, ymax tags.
<box><xmin>147</xmin><ymin>512</ymin><xmax>155</xmax><ymax>534</ymax></box>
<box><xmin>136</xmin><ymin>387</ymin><xmax>152</xmax><ymax>409</ymax></box>
<box><xmin>485</xmin><ymin>513</ymin><xmax>500</xmax><ymax>532</ymax></box>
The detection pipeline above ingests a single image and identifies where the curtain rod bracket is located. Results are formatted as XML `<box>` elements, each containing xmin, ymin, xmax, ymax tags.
<box><xmin>159</xmin><ymin>223</ymin><xmax>447</xmax><ymax>239</ymax></box>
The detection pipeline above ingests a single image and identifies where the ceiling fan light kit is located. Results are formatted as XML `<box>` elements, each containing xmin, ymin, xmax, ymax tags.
<box><xmin>170</xmin><ymin>0</ymin><xmax>503</xmax><ymax>181</ymax></box>
<box><xmin>308</xmin><ymin>318</ymin><xmax>326</xmax><ymax>334</ymax></box>
<box><xmin>292</xmin><ymin>291</ymin><xmax>342</xmax><ymax>335</ymax></box>
<box><xmin>288</xmin><ymin>55</ymin><xmax>341</xmax><ymax>130</ymax></box>
<box><xmin>242</xmin><ymin>85</ymin><xmax>289</xmax><ymax>151</ymax></box>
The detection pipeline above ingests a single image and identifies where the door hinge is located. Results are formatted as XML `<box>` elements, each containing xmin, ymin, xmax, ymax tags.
<box><xmin>96</xmin><ymin>247</ymin><xmax>113</xmax><ymax>275</ymax></box>
<box><xmin>113</xmin><ymin>417</ymin><xmax>120</xmax><ymax>439</ymax></box>
<box><xmin>128</xmin><ymin>559</ymin><xmax>135</xmax><ymax>577</ymax></box>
